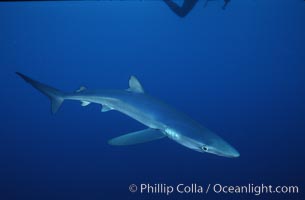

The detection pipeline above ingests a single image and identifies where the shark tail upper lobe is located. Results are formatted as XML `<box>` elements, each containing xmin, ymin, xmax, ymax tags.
<box><xmin>16</xmin><ymin>72</ymin><xmax>65</xmax><ymax>114</ymax></box>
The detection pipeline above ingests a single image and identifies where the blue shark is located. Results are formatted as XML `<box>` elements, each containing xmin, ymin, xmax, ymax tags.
<box><xmin>17</xmin><ymin>72</ymin><xmax>239</xmax><ymax>158</ymax></box>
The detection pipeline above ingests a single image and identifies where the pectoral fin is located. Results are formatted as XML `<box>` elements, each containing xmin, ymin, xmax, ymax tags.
<box><xmin>108</xmin><ymin>128</ymin><xmax>165</xmax><ymax>146</ymax></box>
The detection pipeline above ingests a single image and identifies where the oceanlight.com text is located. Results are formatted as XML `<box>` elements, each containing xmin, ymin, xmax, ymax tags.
<box><xmin>129</xmin><ymin>183</ymin><xmax>299</xmax><ymax>196</ymax></box>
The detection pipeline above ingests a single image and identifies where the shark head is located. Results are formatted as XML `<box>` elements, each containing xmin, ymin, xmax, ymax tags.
<box><xmin>167</xmin><ymin>128</ymin><xmax>240</xmax><ymax>158</ymax></box>
<box><xmin>199</xmin><ymin>137</ymin><xmax>240</xmax><ymax>158</ymax></box>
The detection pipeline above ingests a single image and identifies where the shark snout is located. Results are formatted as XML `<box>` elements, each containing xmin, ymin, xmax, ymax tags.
<box><xmin>210</xmin><ymin>139</ymin><xmax>240</xmax><ymax>158</ymax></box>
<box><xmin>223</xmin><ymin>147</ymin><xmax>240</xmax><ymax>158</ymax></box>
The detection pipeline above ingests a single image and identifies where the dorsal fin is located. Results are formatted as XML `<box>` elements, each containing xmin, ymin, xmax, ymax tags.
<box><xmin>127</xmin><ymin>76</ymin><xmax>144</xmax><ymax>93</ymax></box>
<box><xmin>75</xmin><ymin>86</ymin><xmax>87</xmax><ymax>93</ymax></box>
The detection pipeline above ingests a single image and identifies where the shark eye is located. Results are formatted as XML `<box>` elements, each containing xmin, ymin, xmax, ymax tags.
<box><xmin>201</xmin><ymin>146</ymin><xmax>208</xmax><ymax>151</ymax></box>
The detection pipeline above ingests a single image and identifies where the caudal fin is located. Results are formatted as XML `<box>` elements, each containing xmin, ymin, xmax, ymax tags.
<box><xmin>16</xmin><ymin>72</ymin><xmax>65</xmax><ymax>114</ymax></box>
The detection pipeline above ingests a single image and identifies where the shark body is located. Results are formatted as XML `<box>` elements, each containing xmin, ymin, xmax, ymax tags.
<box><xmin>17</xmin><ymin>72</ymin><xmax>239</xmax><ymax>158</ymax></box>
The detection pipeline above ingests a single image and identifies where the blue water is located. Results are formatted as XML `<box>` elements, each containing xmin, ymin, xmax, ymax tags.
<box><xmin>1</xmin><ymin>1</ymin><xmax>305</xmax><ymax>199</ymax></box>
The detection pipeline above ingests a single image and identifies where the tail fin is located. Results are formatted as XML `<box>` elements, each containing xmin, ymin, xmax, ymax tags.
<box><xmin>16</xmin><ymin>72</ymin><xmax>65</xmax><ymax>114</ymax></box>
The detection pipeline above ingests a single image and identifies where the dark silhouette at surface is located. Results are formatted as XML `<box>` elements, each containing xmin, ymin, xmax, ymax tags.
<box><xmin>163</xmin><ymin>0</ymin><xmax>199</xmax><ymax>17</ymax></box>
<box><xmin>164</xmin><ymin>0</ymin><xmax>231</xmax><ymax>17</ymax></box>
<box><xmin>222</xmin><ymin>0</ymin><xmax>230</xmax><ymax>10</ymax></box>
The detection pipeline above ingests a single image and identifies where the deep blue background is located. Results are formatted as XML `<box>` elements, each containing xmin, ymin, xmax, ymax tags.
<box><xmin>0</xmin><ymin>0</ymin><xmax>305</xmax><ymax>199</ymax></box>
